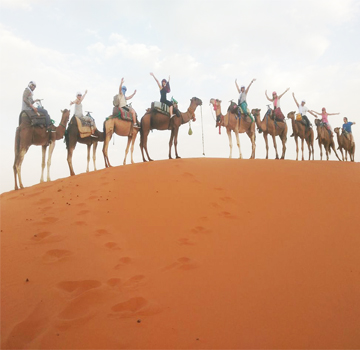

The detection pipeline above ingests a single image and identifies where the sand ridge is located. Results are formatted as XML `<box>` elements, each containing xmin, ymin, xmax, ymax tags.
<box><xmin>1</xmin><ymin>158</ymin><xmax>360</xmax><ymax>349</ymax></box>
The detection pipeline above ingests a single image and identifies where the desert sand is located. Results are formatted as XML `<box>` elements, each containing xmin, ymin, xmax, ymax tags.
<box><xmin>1</xmin><ymin>158</ymin><xmax>360</xmax><ymax>349</ymax></box>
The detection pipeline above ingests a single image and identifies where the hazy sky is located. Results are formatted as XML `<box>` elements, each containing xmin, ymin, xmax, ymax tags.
<box><xmin>1</xmin><ymin>0</ymin><xmax>359</xmax><ymax>193</ymax></box>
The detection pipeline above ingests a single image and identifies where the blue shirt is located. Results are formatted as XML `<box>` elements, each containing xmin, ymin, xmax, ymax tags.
<box><xmin>343</xmin><ymin>122</ymin><xmax>353</xmax><ymax>133</ymax></box>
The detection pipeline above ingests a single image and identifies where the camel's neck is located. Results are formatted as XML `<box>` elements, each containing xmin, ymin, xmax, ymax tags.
<box><xmin>55</xmin><ymin>115</ymin><xmax>68</xmax><ymax>140</ymax></box>
<box><xmin>254</xmin><ymin>113</ymin><xmax>265</xmax><ymax>130</ymax></box>
<box><xmin>181</xmin><ymin>104</ymin><xmax>198</xmax><ymax>124</ymax></box>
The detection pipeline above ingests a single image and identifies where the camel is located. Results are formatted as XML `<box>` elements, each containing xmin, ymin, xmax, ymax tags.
<box><xmin>13</xmin><ymin>109</ymin><xmax>70</xmax><ymax>190</ymax></box>
<box><xmin>210</xmin><ymin>99</ymin><xmax>256</xmax><ymax>159</ymax></box>
<box><xmin>102</xmin><ymin>115</ymin><xmax>139</xmax><ymax>167</ymax></box>
<box><xmin>334</xmin><ymin>127</ymin><xmax>355</xmax><ymax>162</ymax></box>
<box><xmin>287</xmin><ymin>111</ymin><xmax>314</xmax><ymax>161</ymax></box>
<box><xmin>314</xmin><ymin>119</ymin><xmax>341</xmax><ymax>161</ymax></box>
<box><xmin>140</xmin><ymin>97</ymin><xmax>202</xmax><ymax>162</ymax></box>
<box><xmin>252</xmin><ymin>108</ymin><xmax>287</xmax><ymax>159</ymax></box>
<box><xmin>65</xmin><ymin>116</ymin><xmax>106</xmax><ymax>176</ymax></box>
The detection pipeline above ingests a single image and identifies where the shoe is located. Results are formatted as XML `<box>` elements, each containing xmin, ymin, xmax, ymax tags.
<box><xmin>290</xmin><ymin>133</ymin><xmax>294</xmax><ymax>137</ymax></box>
<box><xmin>90</xmin><ymin>134</ymin><xmax>98</xmax><ymax>138</ymax></box>
<box><xmin>133</xmin><ymin>123</ymin><xmax>140</xmax><ymax>129</ymax></box>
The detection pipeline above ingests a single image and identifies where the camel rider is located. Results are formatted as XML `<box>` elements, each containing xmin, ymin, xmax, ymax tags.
<box><xmin>22</xmin><ymin>81</ymin><xmax>54</xmax><ymax>131</ymax></box>
<box><xmin>290</xmin><ymin>93</ymin><xmax>316</xmax><ymax>137</ymax></box>
<box><xmin>265</xmin><ymin>88</ymin><xmax>289</xmax><ymax>121</ymax></box>
<box><xmin>235</xmin><ymin>78</ymin><xmax>255</xmax><ymax>121</ymax></box>
<box><xmin>311</xmin><ymin>107</ymin><xmax>340</xmax><ymax>136</ymax></box>
<box><xmin>150</xmin><ymin>72</ymin><xmax>175</xmax><ymax>117</ymax></box>
<box><xmin>342</xmin><ymin>117</ymin><xmax>356</xmax><ymax>145</ymax></box>
<box><xmin>70</xmin><ymin>90</ymin><xmax>98</xmax><ymax>137</ymax></box>
<box><xmin>117</xmin><ymin>78</ymin><xmax>139</xmax><ymax>128</ymax></box>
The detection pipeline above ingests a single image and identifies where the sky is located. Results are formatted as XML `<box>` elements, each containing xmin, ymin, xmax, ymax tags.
<box><xmin>0</xmin><ymin>0</ymin><xmax>359</xmax><ymax>193</ymax></box>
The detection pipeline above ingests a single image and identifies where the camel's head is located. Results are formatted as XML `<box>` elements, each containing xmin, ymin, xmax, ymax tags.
<box><xmin>314</xmin><ymin>118</ymin><xmax>321</xmax><ymax>127</ymax></box>
<box><xmin>210</xmin><ymin>98</ymin><xmax>221</xmax><ymax>106</ymax></box>
<box><xmin>287</xmin><ymin>111</ymin><xmax>296</xmax><ymax>119</ymax></box>
<box><xmin>334</xmin><ymin>127</ymin><xmax>340</xmax><ymax>135</ymax></box>
<box><xmin>191</xmin><ymin>97</ymin><xmax>202</xmax><ymax>107</ymax></box>
<box><xmin>251</xmin><ymin>108</ymin><xmax>261</xmax><ymax>117</ymax></box>
<box><xmin>61</xmin><ymin>109</ymin><xmax>70</xmax><ymax>123</ymax></box>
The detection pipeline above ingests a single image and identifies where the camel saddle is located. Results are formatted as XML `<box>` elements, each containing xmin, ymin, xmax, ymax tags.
<box><xmin>149</xmin><ymin>101</ymin><xmax>170</xmax><ymax>117</ymax></box>
<box><xmin>112</xmin><ymin>106</ymin><xmax>136</xmax><ymax>122</ymax></box>
<box><xmin>74</xmin><ymin>116</ymin><xmax>96</xmax><ymax>138</ymax></box>
<box><xmin>20</xmin><ymin>110</ymin><xmax>47</xmax><ymax>127</ymax></box>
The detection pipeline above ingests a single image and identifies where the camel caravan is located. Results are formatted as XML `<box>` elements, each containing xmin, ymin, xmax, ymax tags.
<box><xmin>13</xmin><ymin>79</ymin><xmax>356</xmax><ymax>190</ymax></box>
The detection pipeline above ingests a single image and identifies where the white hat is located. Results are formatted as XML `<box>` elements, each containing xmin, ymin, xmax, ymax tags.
<box><xmin>301</xmin><ymin>99</ymin><xmax>306</xmax><ymax>103</ymax></box>
<box><xmin>77</xmin><ymin>91</ymin><xmax>82</xmax><ymax>96</ymax></box>
<box><xmin>28</xmin><ymin>81</ymin><xmax>36</xmax><ymax>87</ymax></box>
<box><xmin>241</xmin><ymin>85</ymin><xmax>245</xmax><ymax>89</ymax></box>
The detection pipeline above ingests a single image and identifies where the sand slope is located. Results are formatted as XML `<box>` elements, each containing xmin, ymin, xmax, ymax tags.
<box><xmin>1</xmin><ymin>158</ymin><xmax>360</xmax><ymax>349</ymax></box>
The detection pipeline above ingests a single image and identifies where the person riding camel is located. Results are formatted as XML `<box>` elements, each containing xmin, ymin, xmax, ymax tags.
<box><xmin>290</xmin><ymin>93</ymin><xmax>316</xmax><ymax>137</ymax></box>
<box><xmin>311</xmin><ymin>107</ymin><xmax>339</xmax><ymax>136</ymax></box>
<box><xmin>235</xmin><ymin>78</ymin><xmax>255</xmax><ymax>122</ymax></box>
<box><xmin>22</xmin><ymin>81</ymin><xmax>54</xmax><ymax>131</ymax></box>
<box><xmin>342</xmin><ymin>117</ymin><xmax>356</xmax><ymax>145</ymax></box>
<box><xmin>70</xmin><ymin>90</ymin><xmax>98</xmax><ymax>137</ymax></box>
<box><xmin>265</xmin><ymin>88</ymin><xmax>290</xmax><ymax>121</ymax></box>
<box><xmin>150</xmin><ymin>72</ymin><xmax>174</xmax><ymax>117</ymax></box>
<box><xmin>115</xmin><ymin>78</ymin><xmax>139</xmax><ymax>129</ymax></box>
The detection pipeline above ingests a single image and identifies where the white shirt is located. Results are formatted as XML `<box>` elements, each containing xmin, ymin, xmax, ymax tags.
<box><xmin>299</xmin><ymin>104</ymin><xmax>308</xmax><ymax>116</ymax></box>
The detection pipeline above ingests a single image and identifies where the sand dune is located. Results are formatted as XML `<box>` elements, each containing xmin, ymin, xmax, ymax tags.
<box><xmin>1</xmin><ymin>158</ymin><xmax>360</xmax><ymax>349</ymax></box>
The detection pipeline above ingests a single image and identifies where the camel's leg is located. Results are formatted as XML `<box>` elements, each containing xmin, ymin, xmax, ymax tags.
<box><xmin>93</xmin><ymin>141</ymin><xmax>98</xmax><ymax>171</ymax></box>
<box><xmin>123</xmin><ymin>136</ymin><xmax>132</xmax><ymax>165</ymax></box>
<box><xmin>339</xmin><ymin>147</ymin><xmax>344</xmax><ymax>161</ymax></box>
<box><xmin>235</xmin><ymin>131</ymin><xmax>242</xmax><ymax>159</ymax></box>
<box><xmin>13</xmin><ymin>128</ymin><xmax>21</xmax><ymax>190</ymax></box>
<box><xmin>86</xmin><ymin>144</ymin><xmax>91</xmax><ymax>173</ymax></box>
<box><xmin>102</xmin><ymin>130</ymin><xmax>113</xmax><ymax>168</ymax></box>
<box><xmin>263</xmin><ymin>133</ymin><xmax>269</xmax><ymax>159</ymax></box>
<box><xmin>67</xmin><ymin>145</ymin><xmax>76</xmax><ymax>176</ymax></box>
<box><xmin>295</xmin><ymin>136</ymin><xmax>299</xmax><ymax>161</ymax></box>
<box><xmin>130</xmin><ymin>132</ymin><xmax>138</xmax><ymax>164</ymax></box>
<box><xmin>281</xmin><ymin>134</ymin><xmax>287</xmax><ymax>160</ymax></box>
<box><xmin>169</xmin><ymin>129</ymin><xmax>175</xmax><ymax>159</ymax></box>
<box><xmin>332</xmin><ymin>144</ymin><xmax>341</xmax><ymax>161</ymax></box>
<box><xmin>174</xmin><ymin>128</ymin><xmax>181</xmax><ymax>159</ymax></box>
<box><xmin>46</xmin><ymin>141</ymin><xmax>56</xmax><ymax>182</ymax></box>
<box><xmin>140</xmin><ymin>128</ymin><xmax>153</xmax><ymax>162</ymax></box>
<box><xmin>40</xmin><ymin>145</ymin><xmax>47</xmax><ymax>183</ymax></box>
<box><xmin>319</xmin><ymin>141</ymin><xmax>323</xmax><ymax>160</ymax></box>
<box><xmin>301</xmin><ymin>138</ymin><xmax>305</xmax><ymax>161</ymax></box>
<box><xmin>227</xmin><ymin>129</ymin><xmax>233</xmax><ymax>158</ymax></box>
<box><xmin>246</xmin><ymin>130</ymin><xmax>256</xmax><ymax>159</ymax></box>
<box><xmin>305</xmin><ymin>138</ymin><xmax>311</xmax><ymax>161</ymax></box>
<box><xmin>272</xmin><ymin>134</ymin><xmax>279</xmax><ymax>159</ymax></box>
<box><xmin>14</xmin><ymin>147</ymin><xmax>28</xmax><ymax>190</ymax></box>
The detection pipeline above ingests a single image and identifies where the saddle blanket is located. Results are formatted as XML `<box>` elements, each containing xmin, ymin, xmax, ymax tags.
<box><xmin>75</xmin><ymin>116</ymin><xmax>96</xmax><ymax>138</ymax></box>
<box><xmin>112</xmin><ymin>107</ymin><xmax>134</xmax><ymax>122</ymax></box>
<box><xmin>151</xmin><ymin>101</ymin><xmax>170</xmax><ymax>116</ymax></box>
<box><xmin>20</xmin><ymin>110</ymin><xmax>47</xmax><ymax>127</ymax></box>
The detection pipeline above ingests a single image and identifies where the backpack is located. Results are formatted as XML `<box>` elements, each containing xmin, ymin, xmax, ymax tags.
<box><xmin>113</xmin><ymin>94</ymin><xmax>120</xmax><ymax>107</ymax></box>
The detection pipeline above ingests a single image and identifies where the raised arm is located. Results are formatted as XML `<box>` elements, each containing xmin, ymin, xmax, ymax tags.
<box><xmin>245</xmin><ymin>79</ymin><xmax>256</xmax><ymax>94</ymax></box>
<box><xmin>310</xmin><ymin>110</ymin><xmax>322</xmax><ymax>116</ymax></box>
<box><xmin>150</xmin><ymin>72</ymin><xmax>162</xmax><ymax>90</ymax></box>
<box><xmin>292</xmin><ymin>92</ymin><xmax>299</xmax><ymax>108</ymax></box>
<box><xmin>327</xmin><ymin>112</ymin><xmax>340</xmax><ymax>116</ymax></box>
<box><xmin>235</xmin><ymin>79</ymin><xmax>241</xmax><ymax>94</ymax></box>
<box><xmin>79</xmin><ymin>90</ymin><xmax>87</xmax><ymax>102</ymax></box>
<box><xmin>265</xmin><ymin>90</ymin><xmax>273</xmax><ymax>102</ymax></box>
<box><xmin>119</xmin><ymin>78</ymin><xmax>125</xmax><ymax>95</ymax></box>
<box><xmin>126</xmin><ymin>89</ymin><xmax>137</xmax><ymax>100</ymax></box>
<box><xmin>278</xmin><ymin>87</ymin><xmax>290</xmax><ymax>99</ymax></box>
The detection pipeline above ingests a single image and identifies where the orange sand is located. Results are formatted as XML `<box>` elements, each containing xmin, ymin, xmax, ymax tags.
<box><xmin>1</xmin><ymin>158</ymin><xmax>360</xmax><ymax>349</ymax></box>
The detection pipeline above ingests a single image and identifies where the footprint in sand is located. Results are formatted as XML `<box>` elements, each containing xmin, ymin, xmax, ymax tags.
<box><xmin>105</xmin><ymin>242</ymin><xmax>121</xmax><ymax>250</ymax></box>
<box><xmin>123</xmin><ymin>275</ymin><xmax>146</xmax><ymax>288</ymax></box>
<box><xmin>42</xmin><ymin>249</ymin><xmax>72</xmax><ymax>263</ymax></box>
<box><xmin>164</xmin><ymin>257</ymin><xmax>198</xmax><ymax>271</ymax></box>
<box><xmin>106</xmin><ymin>278</ymin><xmax>122</xmax><ymax>288</ymax></box>
<box><xmin>75</xmin><ymin>221</ymin><xmax>87</xmax><ymax>226</ymax></box>
<box><xmin>114</xmin><ymin>257</ymin><xmax>132</xmax><ymax>269</ymax></box>
<box><xmin>178</xmin><ymin>237</ymin><xmax>195</xmax><ymax>246</ymax></box>
<box><xmin>211</xmin><ymin>202</ymin><xmax>222</xmax><ymax>209</ymax></box>
<box><xmin>31</xmin><ymin>231</ymin><xmax>64</xmax><ymax>244</ymax></box>
<box><xmin>219</xmin><ymin>211</ymin><xmax>237</xmax><ymax>219</ymax></box>
<box><xmin>56</xmin><ymin>280</ymin><xmax>101</xmax><ymax>296</ymax></box>
<box><xmin>36</xmin><ymin>216</ymin><xmax>58</xmax><ymax>225</ymax></box>
<box><xmin>191</xmin><ymin>226</ymin><xmax>211</xmax><ymax>234</ymax></box>
<box><xmin>110</xmin><ymin>296</ymin><xmax>161</xmax><ymax>318</ymax></box>
<box><xmin>220</xmin><ymin>196</ymin><xmax>236</xmax><ymax>203</ymax></box>
<box><xmin>95</xmin><ymin>229</ymin><xmax>109</xmax><ymax>236</ymax></box>
<box><xmin>77</xmin><ymin>210</ymin><xmax>90</xmax><ymax>215</ymax></box>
